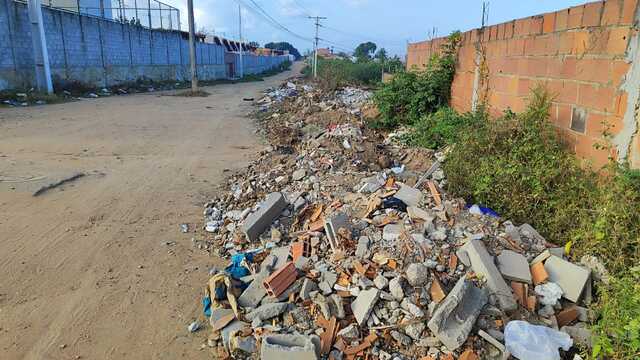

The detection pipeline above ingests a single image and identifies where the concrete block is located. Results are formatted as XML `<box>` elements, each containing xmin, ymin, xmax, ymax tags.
<box><xmin>238</xmin><ymin>270</ymin><xmax>270</xmax><ymax>308</ymax></box>
<box><xmin>246</xmin><ymin>302</ymin><xmax>289</xmax><ymax>322</ymax></box>
<box><xmin>544</xmin><ymin>255</ymin><xmax>590</xmax><ymax>303</ymax></box>
<box><xmin>497</xmin><ymin>250</ymin><xmax>532</xmax><ymax>284</ymax></box>
<box><xmin>393</xmin><ymin>183</ymin><xmax>423</xmax><ymax>206</ymax></box>
<box><xmin>221</xmin><ymin>320</ymin><xmax>249</xmax><ymax>351</ymax></box>
<box><xmin>241</xmin><ymin>192</ymin><xmax>287</xmax><ymax>241</ymax></box>
<box><xmin>355</xmin><ymin>236</ymin><xmax>371</xmax><ymax>259</ymax></box>
<box><xmin>271</xmin><ymin>245</ymin><xmax>291</xmax><ymax>271</ymax></box>
<box><xmin>407</xmin><ymin>206</ymin><xmax>434</xmax><ymax>222</ymax></box>
<box><xmin>323</xmin><ymin>212</ymin><xmax>351</xmax><ymax>250</ymax></box>
<box><xmin>261</xmin><ymin>333</ymin><xmax>320</xmax><ymax>360</ymax></box>
<box><xmin>299</xmin><ymin>278</ymin><xmax>318</xmax><ymax>301</ymax></box>
<box><xmin>351</xmin><ymin>288</ymin><xmax>380</xmax><ymax>326</ymax></box>
<box><xmin>427</xmin><ymin>277</ymin><xmax>488</xmax><ymax>350</ymax></box>
<box><xmin>460</xmin><ymin>240</ymin><xmax>517</xmax><ymax>311</ymax></box>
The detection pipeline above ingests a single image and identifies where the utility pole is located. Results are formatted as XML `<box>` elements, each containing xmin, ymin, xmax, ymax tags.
<box><xmin>187</xmin><ymin>0</ymin><xmax>198</xmax><ymax>91</ymax></box>
<box><xmin>481</xmin><ymin>1</ymin><xmax>489</xmax><ymax>28</ymax></box>
<box><xmin>308</xmin><ymin>16</ymin><xmax>326</xmax><ymax>78</ymax></box>
<box><xmin>27</xmin><ymin>0</ymin><xmax>53</xmax><ymax>94</ymax></box>
<box><xmin>238</xmin><ymin>4</ymin><xmax>243</xmax><ymax>79</ymax></box>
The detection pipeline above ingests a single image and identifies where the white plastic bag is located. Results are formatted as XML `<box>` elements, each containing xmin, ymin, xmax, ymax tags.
<box><xmin>535</xmin><ymin>282</ymin><xmax>563</xmax><ymax>306</ymax></box>
<box><xmin>505</xmin><ymin>320</ymin><xmax>573</xmax><ymax>360</ymax></box>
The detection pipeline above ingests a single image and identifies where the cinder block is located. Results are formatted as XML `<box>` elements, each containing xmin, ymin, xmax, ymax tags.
<box><xmin>394</xmin><ymin>183</ymin><xmax>423</xmax><ymax>206</ymax></box>
<box><xmin>241</xmin><ymin>192</ymin><xmax>287</xmax><ymax>242</ymax></box>
<box><xmin>261</xmin><ymin>334</ymin><xmax>320</xmax><ymax>360</ymax></box>
<box><xmin>351</xmin><ymin>288</ymin><xmax>380</xmax><ymax>326</ymax></box>
<box><xmin>323</xmin><ymin>212</ymin><xmax>351</xmax><ymax>251</ymax></box>
<box><xmin>544</xmin><ymin>255</ymin><xmax>591</xmax><ymax>302</ymax></box>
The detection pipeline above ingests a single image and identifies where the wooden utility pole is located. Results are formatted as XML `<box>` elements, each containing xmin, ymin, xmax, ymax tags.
<box><xmin>187</xmin><ymin>0</ymin><xmax>198</xmax><ymax>91</ymax></box>
<box><xmin>308</xmin><ymin>16</ymin><xmax>326</xmax><ymax>78</ymax></box>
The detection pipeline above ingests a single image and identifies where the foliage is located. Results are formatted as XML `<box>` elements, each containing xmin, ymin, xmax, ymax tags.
<box><xmin>384</xmin><ymin>55</ymin><xmax>404</xmax><ymax>74</ymax></box>
<box><xmin>265</xmin><ymin>41</ymin><xmax>301</xmax><ymax>60</ymax></box>
<box><xmin>304</xmin><ymin>58</ymin><xmax>382</xmax><ymax>91</ymax></box>
<box><xmin>373</xmin><ymin>31</ymin><xmax>461</xmax><ymax>128</ymax></box>
<box><xmin>403</xmin><ymin>107</ymin><xmax>485</xmax><ymax>149</ymax></box>
<box><xmin>375</xmin><ymin>48</ymin><xmax>388</xmax><ymax>62</ymax></box>
<box><xmin>354</xmin><ymin>41</ymin><xmax>377</xmax><ymax>62</ymax></box>
<box><xmin>592</xmin><ymin>267</ymin><xmax>640</xmax><ymax>360</ymax></box>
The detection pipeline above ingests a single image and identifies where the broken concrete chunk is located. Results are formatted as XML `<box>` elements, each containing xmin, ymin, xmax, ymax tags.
<box><xmin>221</xmin><ymin>320</ymin><xmax>250</xmax><ymax>351</ymax></box>
<box><xmin>407</xmin><ymin>206</ymin><xmax>434</xmax><ymax>222</ymax></box>
<box><xmin>355</xmin><ymin>236</ymin><xmax>371</xmax><ymax>259</ymax></box>
<box><xmin>241</xmin><ymin>192</ymin><xmax>287</xmax><ymax>241</ymax></box>
<box><xmin>460</xmin><ymin>240</ymin><xmax>517</xmax><ymax>311</ymax></box>
<box><xmin>544</xmin><ymin>255</ymin><xmax>591</xmax><ymax>303</ymax></box>
<box><xmin>351</xmin><ymin>288</ymin><xmax>380</xmax><ymax>326</ymax></box>
<box><xmin>497</xmin><ymin>250</ymin><xmax>532</xmax><ymax>284</ymax></box>
<box><xmin>323</xmin><ymin>212</ymin><xmax>351</xmax><ymax>250</ymax></box>
<box><xmin>478</xmin><ymin>329</ymin><xmax>506</xmax><ymax>353</ymax></box>
<box><xmin>337</xmin><ymin>323</ymin><xmax>360</xmax><ymax>341</ymax></box>
<box><xmin>246</xmin><ymin>302</ymin><xmax>289</xmax><ymax>322</ymax></box>
<box><xmin>329</xmin><ymin>294</ymin><xmax>346</xmax><ymax>319</ymax></box>
<box><xmin>393</xmin><ymin>183</ymin><xmax>423</xmax><ymax>207</ymax></box>
<box><xmin>261</xmin><ymin>333</ymin><xmax>320</xmax><ymax>360</ymax></box>
<box><xmin>382</xmin><ymin>223</ymin><xmax>403</xmax><ymax>242</ymax></box>
<box><xmin>427</xmin><ymin>277</ymin><xmax>488</xmax><ymax>350</ymax></box>
<box><xmin>406</xmin><ymin>263</ymin><xmax>429</xmax><ymax>286</ymax></box>
<box><xmin>299</xmin><ymin>278</ymin><xmax>318</xmax><ymax>301</ymax></box>
<box><xmin>374</xmin><ymin>274</ymin><xmax>389</xmax><ymax>290</ymax></box>
<box><xmin>238</xmin><ymin>270</ymin><xmax>271</xmax><ymax>308</ymax></box>
<box><xmin>388</xmin><ymin>277</ymin><xmax>405</xmax><ymax>300</ymax></box>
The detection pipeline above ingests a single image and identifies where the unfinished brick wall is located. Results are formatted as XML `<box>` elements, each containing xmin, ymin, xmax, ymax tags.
<box><xmin>407</xmin><ymin>0</ymin><xmax>640</xmax><ymax>168</ymax></box>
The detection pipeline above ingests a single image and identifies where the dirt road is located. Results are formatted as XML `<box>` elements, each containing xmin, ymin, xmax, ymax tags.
<box><xmin>0</xmin><ymin>64</ymin><xmax>301</xmax><ymax>359</ymax></box>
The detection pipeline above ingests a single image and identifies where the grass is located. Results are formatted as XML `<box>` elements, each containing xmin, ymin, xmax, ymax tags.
<box><xmin>303</xmin><ymin>58</ymin><xmax>384</xmax><ymax>91</ymax></box>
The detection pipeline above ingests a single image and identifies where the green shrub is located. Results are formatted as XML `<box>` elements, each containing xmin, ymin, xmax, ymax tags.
<box><xmin>305</xmin><ymin>58</ymin><xmax>383</xmax><ymax>91</ymax></box>
<box><xmin>404</xmin><ymin>107</ymin><xmax>485</xmax><ymax>149</ymax></box>
<box><xmin>373</xmin><ymin>31</ymin><xmax>460</xmax><ymax>128</ymax></box>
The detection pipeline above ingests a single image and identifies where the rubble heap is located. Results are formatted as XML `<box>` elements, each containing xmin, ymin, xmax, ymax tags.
<box><xmin>195</xmin><ymin>78</ymin><xmax>600</xmax><ymax>360</ymax></box>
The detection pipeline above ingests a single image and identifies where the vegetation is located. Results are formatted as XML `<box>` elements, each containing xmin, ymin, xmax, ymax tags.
<box><xmin>373</xmin><ymin>31</ymin><xmax>461</xmax><ymax>128</ymax></box>
<box><xmin>354</xmin><ymin>41</ymin><xmax>377</xmax><ymax>62</ymax></box>
<box><xmin>403</xmin><ymin>107</ymin><xmax>485</xmax><ymax>149</ymax></box>
<box><xmin>303</xmin><ymin>58</ymin><xmax>383</xmax><ymax>91</ymax></box>
<box><xmin>265</xmin><ymin>41</ymin><xmax>301</xmax><ymax>60</ymax></box>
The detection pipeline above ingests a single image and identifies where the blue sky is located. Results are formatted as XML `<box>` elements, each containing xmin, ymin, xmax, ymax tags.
<box><xmin>163</xmin><ymin>0</ymin><xmax>587</xmax><ymax>56</ymax></box>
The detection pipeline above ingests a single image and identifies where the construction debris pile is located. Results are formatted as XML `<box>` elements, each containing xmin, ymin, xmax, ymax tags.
<box><xmin>196</xmin><ymin>78</ymin><xmax>601</xmax><ymax>360</ymax></box>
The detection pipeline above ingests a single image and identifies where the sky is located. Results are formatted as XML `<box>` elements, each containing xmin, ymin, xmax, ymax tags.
<box><xmin>161</xmin><ymin>0</ymin><xmax>587</xmax><ymax>56</ymax></box>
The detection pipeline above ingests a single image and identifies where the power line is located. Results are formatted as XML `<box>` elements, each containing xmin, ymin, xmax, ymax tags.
<box><xmin>308</xmin><ymin>15</ymin><xmax>327</xmax><ymax>77</ymax></box>
<box><xmin>291</xmin><ymin>0</ymin><xmax>312</xmax><ymax>17</ymax></box>
<box><xmin>320</xmin><ymin>24</ymin><xmax>406</xmax><ymax>47</ymax></box>
<box><xmin>231</xmin><ymin>0</ymin><xmax>313</xmax><ymax>42</ymax></box>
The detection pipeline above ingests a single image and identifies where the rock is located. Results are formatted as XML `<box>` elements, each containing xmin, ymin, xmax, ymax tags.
<box><xmin>427</xmin><ymin>277</ymin><xmax>488</xmax><ymax>350</ymax></box>
<box><xmin>406</xmin><ymin>263</ymin><xmax>429</xmax><ymax>286</ymax></box>
<box><xmin>351</xmin><ymin>288</ymin><xmax>380</xmax><ymax>326</ymax></box>
<box><xmin>300</xmin><ymin>278</ymin><xmax>318</xmax><ymax>301</ymax></box>
<box><xmin>292</xmin><ymin>169</ymin><xmax>306</xmax><ymax>181</ymax></box>
<box><xmin>389</xmin><ymin>277</ymin><xmax>405</xmax><ymax>300</ymax></box>
<box><xmin>329</xmin><ymin>294</ymin><xmax>346</xmax><ymax>319</ymax></box>
<box><xmin>241</xmin><ymin>192</ymin><xmax>288</xmax><ymax>241</ymax></box>
<box><xmin>374</xmin><ymin>274</ymin><xmax>389</xmax><ymax>290</ymax></box>
<box><xmin>407</xmin><ymin>206</ymin><xmax>434</xmax><ymax>222</ymax></box>
<box><xmin>261</xmin><ymin>333</ymin><xmax>320</xmax><ymax>360</ymax></box>
<box><xmin>561</xmin><ymin>325</ymin><xmax>592</xmax><ymax>348</ymax></box>
<box><xmin>233</xmin><ymin>335</ymin><xmax>257</xmax><ymax>353</ymax></box>
<box><xmin>401</xmin><ymin>298</ymin><xmax>425</xmax><ymax>318</ymax></box>
<box><xmin>497</xmin><ymin>250</ymin><xmax>532</xmax><ymax>284</ymax></box>
<box><xmin>418</xmin><ymin>337</ymin><xmax>441</xmax><ymax>348</ymax></box>
<box><xmin>313</xmin><ymin>294</ymin><xmax>332</xmax><ymax>319</ymax></box>
<box><xmin>383</xmin><ymin>224</ymin><xmax>404</xmax><ymax>242</ymax></box>
<box><xmin>188</xmin><ymin>321</ymin><xmax>200</xmax><ymax>332</ymax></box>
<box><xmin>405</xmin><ymin>322</ymin><xmax>426</xmax><ymax>341</ymax></box>
<box><xmin>246</xmin><ymin>302</ymin><xmax>289</xmax><ymax>322</ymax></box>
<box><xmin>356</xmin><ymin>236</ymin><xmax>371</xmax><ymax>259</ymax></box>
<box><xmin>390</xmin><ymin>330</ymin><xmax>412</xmax><ymax>346</ymax></box>
<box><xmin>393</xmin><ymin>183</ymin><xmax>423</xmax><ymax>207</ymax></box>
<box><xmin>580</xmin><ymin>255</ymin><xmax>610</xmax><ymax>284</ymax></box>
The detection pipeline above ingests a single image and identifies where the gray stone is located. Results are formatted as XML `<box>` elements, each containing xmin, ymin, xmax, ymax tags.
<box><xmin>390</xmin><ymin>330</ymin><xmax>412</xmax><ymax>346</ymax></box>
<box><xmin>221</xmin><ymin>320</ymin><xmax>249</xmax><ymax>351</ymax></box>
<box><xmin>401</xmin><ymin>298</ymin><xmax>425</xmax><ymax>318</ymax></box>
<box><xmin>261</xmin><ymin>333</ymin><xmax>320</xmax><ymax>360</ymax></box>
<box><xmin>238</xmin><ymin>270</ymin><xmax>271</xmax><ymax>308</ymax></box>
<box><xmin>497</xmin><ymin>250</ymin><xmax>532</xmax><ymax>284</ymax></box>
<box><xmin>241</xmin><ymin>192</ymin><xmax>287</xmax><ymax>241</ymax></box>
<box><xmin>356</xmin><ymin>236</ymin><xmax>371</xmax><ymax>259</ymax></box>
<box><xmin>427</xmin><ymin>277</ymin><xmax>488</xmax><ymax>350</ymax></box>
<box><xmin>389</xmin><ymin>277</ymin><xmax>405</xmax><ymax>300</ymax></box>
<box><xmin>383</xmin><ymin>224</ymin><xmax>404</xmax><ymax>241</ymax></box>
<box><xmin>394</xmin><ymin>183</ymin><xmax>423</xmax><ymax>207</ymax></box>
<box><xmin>405</xmin><ymin>322</ymin><xmax>426</xmax><ymax>341</ymax></box>
<box><xmin>292</xmin><ymin>169</ymin><xmax>306</xmax><ymax>181</ymax></box>
<box><xmin>295</xmin><ymin>256</ymin><xmax>310</xmax><ymax>270</ymax></box>
<box><xmin>486</xmin><ymin>328</ymin><xmax>505</xmax><ymax>342</ymax></box>
<box><xmin>246</xmin><ymin>302</ymin><xmax>289</xmax><ymax>322</ymax></box>
<box><xmin>319</xmin><ymin>281</ymin><xmax>333</xmax><ymax>295</ymax></box>
<box><xmin>418</xmin><ymin>337</ymin><xmax>441</xmax><ymax>348</ymax></box>
<box><xmin>337</xmin><ymin>323</ymin><xmax>360</xmax><ymax>340</ymax></box>
<box><xmin>544</xmin><ymin>255</ymin><xmax>591</xmax><ymax>303</ymax></box>
<box><xmin>351</xmin><ymin>288</ymin><xmax>380</xmax><ymax>326</ymax></box>
<box><xmin>323</xmin><ymin>212</ymin><xmax>351</xmax><ymax>250</ymax></box>
<box><xmin>300</xmin><ymin>278</ymin><xmax>318</xmax><ymax>301</ymax></box>
<box><xmin>459</xmin><ymin>240</ymin><xmax>517</xmax><ymax>311</ymax></box>
<box><xmin>407</xmin><ymin>206</ymin><xmax>434</xmax><ymax>222</ymax></box>
<box><xmin>374</xmin><ymin>274</ymin><xmax>389</xmax><ymax>290</ymax></box>
<box><xmin>478</xmin><ymin>329</ymin><xmax>506</xmax><ymax>353</ymax></box>
<box><xmin>234</xmin><ymin>335</ymin><xmax>257</xmax><ymax>353</ymax></box>
<box><xmin>271</xmin><ymin>246</ymin><xmax>292</xmax><ymax>271</ymax></box>
<box><xmin>561</xmin><ymin>325</ymin><xmax>592</xmax><ymax>348</ymax></box>
<box><xmin>329</xmin><ymin>294</ymin><xmax>346</xmax><ymax>319</ymax></box>
<box><xmin>406</xmin><ymin>263</ymin><xmax>429</xmax><ymax>286</ymax></box>
<box><xmin>313</xmin><ymin>294</ymin><xmax>332</xmax><ymax>320</ymax></box>
<box><xmin>209</xmin><ymin>308</ymin><xmax>234</xmax><ymax>328</ymax></box>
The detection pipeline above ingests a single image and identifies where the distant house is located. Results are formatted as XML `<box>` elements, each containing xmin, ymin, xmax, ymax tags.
<box><xmin>317</xmin><ymin>48</ymin><xmax>337</xmax><ymax>59</ymax></box>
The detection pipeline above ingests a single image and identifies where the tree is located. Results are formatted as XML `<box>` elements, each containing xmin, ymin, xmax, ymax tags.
<box><xmin>375</xmin><ymin>48</ymin><xmax>388</xmax><ymax>62</ymax></box>
<box><xmin>264</xmin><ymin>42</ymin><xmax>302</xmax><ymax>60</ymax></box>
<box><xmin>354</xmin><ymin>42</ymin><xmax>377</xmax><ymax>62</ymax></box>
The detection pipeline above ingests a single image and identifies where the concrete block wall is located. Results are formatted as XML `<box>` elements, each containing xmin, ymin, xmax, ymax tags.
<box><xmin>407</xmin><ymin>0</ymin><xmax>640</xmax><ymax>168</ymax></box>
<box><xmin>0</xmin><ymin>0</ymin><xmax>288</xmax><ymax>90</ymax></box>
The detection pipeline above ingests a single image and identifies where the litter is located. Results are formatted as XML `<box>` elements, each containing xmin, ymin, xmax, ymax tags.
<box><xmin>505</xmin><ymin>320</ymin><xmax>572</xmax><ymax>360</ymax></box>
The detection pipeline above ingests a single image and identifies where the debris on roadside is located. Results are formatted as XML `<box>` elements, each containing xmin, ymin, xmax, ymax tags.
<box><xmin>189</xmin><ymin>77</ymin><xmax>600</xmax><ymax>359</ymax></box>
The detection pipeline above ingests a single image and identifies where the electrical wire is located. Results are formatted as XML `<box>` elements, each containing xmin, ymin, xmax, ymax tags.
<box><xmin>231</xmin><ymin>0</ymin><xmax>314</xmax><ymax>42</ymax></box>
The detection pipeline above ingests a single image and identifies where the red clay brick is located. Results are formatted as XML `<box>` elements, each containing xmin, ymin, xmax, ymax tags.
<box><xmin>508</xmin><ymin>39</ymin><xmax>526</xmax><ymax>56</ymax></box>
<box><xmin>505</xmin><ymin>21</ymin><xmax>515</xmax><ymax>38</ymax></box>
<box><xmin>518</xmin><ymin>78</ymin><xmax>533</xmax><ymax>96</ymax></box>
<box><xmin>578</xmin><ymin>83</ymin><xmax>616</xmax><ymax>111</ymax></box>
<box><xmin>530</xmin><ymin>16</ymin><xmax>544</xmax><ymax>34</ymax></box>
<box><xmin>583</xmin><ymin>2</ymin><xmax>604</xmax><ymax>27</ymax></box>
<box><xmin>586</xmin><ymin>112</ymin><xmax>607</xmax><ymax>137</ymax></box>
<box><xmin>590</xmin><ymin>29</ymin><xmax>612</xmax><ymax>54</ymax></box>
<box><xmin>602</xmin><ymin>0</ymin><xmax>623</xmax><ymax>25</ymax></box>
<box><xmin>558</xmin><ymin>32</ymin><xmax>576</xmax><ymax>54</ymax></box>
<box><xmin>573</xmin><ymin>31</ymin><xmax>590</xmax><ymax>54</ymax></box>
<box><xmin>575</xmin><ymin>136</ymin><xmax>594</xmax><ymax>157</ymax></box>
<box><xmin>607</xmin><ymin>27</ymin><xmax>631</xmax><ymax>54</ymax></box>
<box><xmin>606</xmin><ymin>114</ymin><xmax>625</xmax><ymax>135</ymax></box>
<box><xmin>614</xmin><ymin>92</ymin><xmax>629</xmax><ymax>116</ymax></box>
<box><xmin>576</xmin><ymin>58</ymin><xmax>612</xmax><ymax>83</ymax></box>
<box><xmin>543</xmin><ymin>12</ymin><xmax>556</xmax><ymax>33</ymax></box>
<box><xmin>514</xmin><ymin>18</ymin><xmax>528</xmax><ymax>36</ymax></box>
<box><xmin>490</xmin><ymin>25</ymin><xmax>498</xmax><ymax>40</ymax></box>
<box><xmin>568</xmin><ymin>5</ymin><xmax>585</xmax><ymax>29</ymax></box>
<box><xmin>549</xmin><ymin>80</ymin><xmax>579</xmax><ymax>103</ymax></box>
<box><xmin>621</xmin><ymin>0</ymin><xmax>639</xmax><ymax>24</ymax></box>
<box><xmin>554</xmin><ymin>103</ymin><xmax>573</xmax><ymax>128</ymax></box>
<box><xmin>556</xmin><ymin>9</ymin><xmax>570</xmax><ymax>31</ymax></box>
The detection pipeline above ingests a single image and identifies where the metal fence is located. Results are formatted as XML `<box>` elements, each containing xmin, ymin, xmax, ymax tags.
<box><xmin>23</xmin><ymin>0</ymin><xmax>181</xmax><ymax>31</ymax></box>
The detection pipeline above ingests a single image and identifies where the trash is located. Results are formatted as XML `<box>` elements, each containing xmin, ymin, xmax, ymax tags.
<box><xmin>394</xmin><ymin>183</ymin><xmax>423</xmax><ymax>207</ymax></box>
<box><xmin>535</xmin><ymin>282</ymin><xmax>563</xmax><ymax>306</ymax></box>
<box><xmin>505</xmin><ymin>320</ymin><xmax>572</xmax><ymax>360</ymax></box>
<box><xmin>188</xmin><ymin>321</ymin><xmax>200</xmax><ymax>333</ymax></box>
<box><xmin>33</xmin><ymin>172</ymin><xmax>85</xmax><ymax>196</ymax></box>
<box><xmin>179</xmin><ymin>223</ymin><xmax>189</xmax><ymax>233</ymax></box>
<box><xmin>467</xmin><ymin>204</ymin><xmax>499</xmax><ymax>218</ymax></box>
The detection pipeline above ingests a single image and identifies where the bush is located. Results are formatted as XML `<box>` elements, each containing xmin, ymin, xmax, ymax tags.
<box><xmin>404</xmin><ymin>107</ymin><xmax>484</xmax><ymax>149</ymax></box>
<box><xmin>305</xmin><ymin>58</ymin><xmax>382</xmax><ymax>91</ymax></box>
<box><xmin>373</xmin><ymin>32</ymin><xmax>460</xmax><ymax>128</ymax></box>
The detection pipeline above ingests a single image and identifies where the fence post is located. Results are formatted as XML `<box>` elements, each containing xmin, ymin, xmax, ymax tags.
<box><xmin>76</xmin><ymin>0</ymin><xmax>80</xmax><ymax>14</ymax></box>
<box><xmin>159</xmin><ymin>5</ymin><xmax>162</xmax><ymax>29</ymax></box>
<box><xmin>147</xmin><ymin>0</ymin><xmax>151</xmax><ymax>27</ymax></box>
<box><xmin>134</xmin><ymin>0</ymin><xmax>138</xmax><ymax>23</ymax></box>
<box><xmin>100</xmin><ymin>0</ymin><xmax>104</xmax><ymax>17</ymax></box>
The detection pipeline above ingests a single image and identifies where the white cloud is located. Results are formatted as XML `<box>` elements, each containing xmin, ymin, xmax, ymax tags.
<box><xmin>278</xmin><ymin>0</ymin><xmax>306</xmax><ymax>17</ymax></box>
<box><xmin>342</xmin><ymin>0</ymin><xmax>369</xmax><ymax>8</ymax></box>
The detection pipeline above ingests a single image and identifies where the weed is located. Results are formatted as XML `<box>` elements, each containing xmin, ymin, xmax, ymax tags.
<box><xmin>304</xmin><ymin>58</ymin><xmax>383</xmax><ymax>91</ymax></box>
<box><xmin>403</xmin><ymin>107</ymin><xmax>484</xmax><ymax>149</ymax></box>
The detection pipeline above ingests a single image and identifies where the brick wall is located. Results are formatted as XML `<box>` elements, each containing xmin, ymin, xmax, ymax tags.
<box><xmin>0</xmin><ymin>0</ymin><xmax>288</xmax><ymax>90</ymax></box>
<box><xmin>407</xmin><ymin>0</ymin><xmax>640</xmax><ymax>168</ymax></box>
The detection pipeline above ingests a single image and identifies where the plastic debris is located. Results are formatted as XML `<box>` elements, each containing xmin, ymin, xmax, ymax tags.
<box><xmin>505</xmin><ymin>320</ymin><xmax>572</xmax><ymax>360</ymax></box>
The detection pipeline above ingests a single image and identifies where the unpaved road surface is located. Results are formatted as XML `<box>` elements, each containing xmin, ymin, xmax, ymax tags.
<box><xmin>0</xmin><ymin>64</ymin><xmax>301</xmax><ymax>359</ymax></box>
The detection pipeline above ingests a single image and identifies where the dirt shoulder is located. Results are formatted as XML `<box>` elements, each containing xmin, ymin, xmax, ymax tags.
<box><xmin>0</xmin><ymin>63</ymin><xmax>303</xmax><ymax>359</ymax></box>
